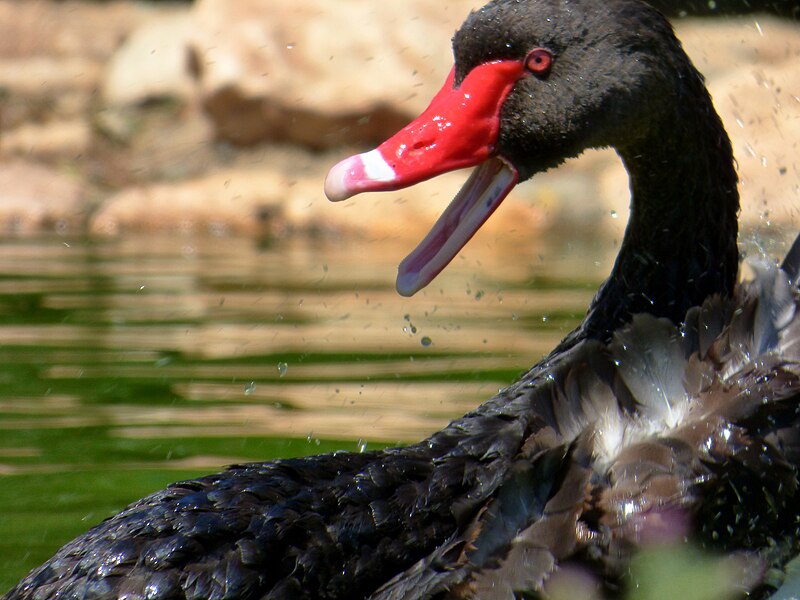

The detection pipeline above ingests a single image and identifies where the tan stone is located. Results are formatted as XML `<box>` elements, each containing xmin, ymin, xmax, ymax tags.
<box><xmin>0</xmin><ymin>119</ymin><xmax>92</xmax><ymax>159</ymax></box>
<box><xmin>189</xmin><ymin>0</ymin><xmax>485</xmax><ymax>147</ymax></box>
<box><xmin>0</xmin><ymin>161</ymin><xmax>84</xmax><ymax>233</ymax></box>
<box><xmin>183</xmin><ymin>3</ymin><xmax>800</xmax><ymax>232</ymax></box>
<box><xmin>90</xmin><ymin>168</ymin><xmax>292</xmax><ymax>236</ymax></box>
<box><xmin>0</xmin><ymin>1</ymin><xmax>797</xmax><ymax>237</ymax></box>
<box><xmin>102</xmin><ymin>13</ymin><xmax>197</xmax><ymax>106</ymax></box>
<box><xmin>599</xmin><ymin>17</ymin><xmax>800</xmax><ymax>232</ymax></box>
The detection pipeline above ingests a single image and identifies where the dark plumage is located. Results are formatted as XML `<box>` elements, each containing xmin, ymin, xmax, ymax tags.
<box><xmin>648</xmin><ymin>0</ymin><xmax>799</xmax><ymax>18</ymax></box>
<box><xmin>5</xmin><ymin>1</ymin><xmax>800</xmax><ymax>599</ymax></box>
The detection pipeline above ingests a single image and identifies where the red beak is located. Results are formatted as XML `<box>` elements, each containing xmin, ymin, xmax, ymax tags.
<box><xmin>325</xmin><ymin>60</ymin><xmax>525</xmax><ymax>296</ymax></box>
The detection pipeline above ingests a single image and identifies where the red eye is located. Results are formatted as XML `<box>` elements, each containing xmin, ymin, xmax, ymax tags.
<box><xmin>525</xmin><ymin>48</ymin><xmax>553</xmax><ymax>78</ymax></box>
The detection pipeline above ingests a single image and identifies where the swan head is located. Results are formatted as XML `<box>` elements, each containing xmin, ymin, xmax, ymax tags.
<box><xmin>325</xmin><ymin>0</ymin><xmax>692</xmax><ymax>296</ymax></box>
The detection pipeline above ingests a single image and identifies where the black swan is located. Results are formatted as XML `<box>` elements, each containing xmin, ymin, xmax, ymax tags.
<box><xmin>6</xmin><ymin>0</ymin><xmax>800</xmax><ymax>598</ymax></box>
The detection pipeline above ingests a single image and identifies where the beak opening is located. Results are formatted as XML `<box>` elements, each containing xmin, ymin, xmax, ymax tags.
<box><xmin>396</xmin><ymin>157</ymin><xmax>518</xmax><ymax>296</ymax></box>
<box><xmin>324</xmin><ymin>59</ymin><xmax>526</xmax><ymax>295</ymax></box>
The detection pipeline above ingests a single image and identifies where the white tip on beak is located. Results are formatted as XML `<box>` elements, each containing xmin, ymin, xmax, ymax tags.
<box><xmin>324</xmin><ymin>150</ymin><xmax>397</xmax><ymax>202</ymax></box>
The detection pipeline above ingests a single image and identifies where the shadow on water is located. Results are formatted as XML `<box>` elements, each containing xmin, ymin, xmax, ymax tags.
<box><xmin>0</xmin><ymin>228</ymin><xmax>784</xmax><ymax>589</ymax></box>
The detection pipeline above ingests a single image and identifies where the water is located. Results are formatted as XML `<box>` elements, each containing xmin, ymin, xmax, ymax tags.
<box><xmin>0</xmin><ymin>231</ymin><xmax>612</xmax><ymax>590</ymax></box>
<box><xmin>0</xmin><ymin>227</ymin><xmax>794</xmax><ymax>589</ymax></box>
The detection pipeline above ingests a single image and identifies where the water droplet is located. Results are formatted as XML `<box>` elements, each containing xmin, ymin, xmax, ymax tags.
<box><xmin>357</xmin><ymin>439</ymin><xmax>367</xmax><ymax>453</ymax></box>
<box><xmin>421</xmin><ymin>336</ymin><xmax>432</xmax><ymax>347</ymax></box>
<box><xmin>277</xmin><ymin>362</ymin><xmax>288</xmax><ymax>377</ymax></box>
<box><xmin>286</xmin><ymin>42</ymin><xmax>296</xmax><ymax>49</ymax></box>
<box><xmin>244</xmin><ymin>381</ymin><xmax>257</xmax><ymax>395</ymax></box>
<box><xmin>511</xmin><ymin>313</ymin><xmax>518</xmax><ymax>321</ymax></box>
<box><xmin>610</xmin><ymin>209</ymin><xmax>618</xmax><ymax>219</ymax></box>
<box><xmin>403</xmin><ymin>314</ymin><xmax>418</xmax><ymax>335</ymax></box>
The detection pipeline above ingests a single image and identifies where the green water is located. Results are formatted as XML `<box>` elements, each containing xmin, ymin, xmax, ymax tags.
<box><xmin>0</xmin><ymin>230</ymin><xmax>614</xmax><ymax>589</ymax></box>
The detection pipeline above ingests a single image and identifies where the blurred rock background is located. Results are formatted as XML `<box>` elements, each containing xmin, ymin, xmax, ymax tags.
<box><xmin>0</xmin><ymin>0</ymin><xmax>797</xmax><ymax>240</ymax></box>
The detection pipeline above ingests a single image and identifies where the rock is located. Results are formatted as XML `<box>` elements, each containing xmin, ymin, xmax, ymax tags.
<box><xmin>649</xmin><ymin>0</ymin><xmax>799</xmax><ymax>18</ymax></box>
<box><xmin>91</xmin><ymin>168</ymin><xmax>289</xmax><ymax>236</ymax></box>
<box><xmin>694</xmin><ymin>17</ymin><xmax>800</xmax><ymax>228</ymax></box>
<box><xmin>102</xmin><ymin>13</ymin><xmax>196</xmax><ymax>106</ymax></box>
<box><xmin>0</xmin><ymin>56</ymin><xmax>102</xmax><ymax>99</ymax></box>
<box><xmin>190</xmin><ymin>0</ymin><xmax>485</xmax><ymax>148</ymax></box>
<box><xmin>600</xmin><ymin>17</ymin><xmax>800</xmax><ymax>231</ymax></box>
<box><xmin>0</xmin><ymin>0</ymin><xmax>184</xmax><ymax>104</ymax></box>
<box><xmin>89</xmin><ymin>150</ymin><xmax>551</xmax><ymax>242</ymax></box>
<box><xmin>0</xmin><ymin>0</ymin><xmax>797</xmax><ymax>237</ymax></box>
<box><xmin>0</xmin><ymin>161</ymin><xmax>84</xmax><ymax>233</ymax></box>
<box><xmin>714</xmin><ymin>58</ymin><xmax>800</xmax><ymax>228</ymax></box>
<box><xmin>0</xmin><ymin>119</ymin><xmax>92</xmax><ymax>159</ymax></box>
<box><xmin>0</xmin><ymin>1</ymin><xmax>139</xmax><ymax>61</ymax></box>
<box><xmin>183</xmin><ymin>2</ymin><xmax>799</xmax><ymax>233</ymax></box>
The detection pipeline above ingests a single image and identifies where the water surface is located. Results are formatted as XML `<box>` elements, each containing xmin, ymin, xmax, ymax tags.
<box><xmin>1</xmin><ymin>228</ymin><xmax>768</xmax><ymax>589</ymax></box>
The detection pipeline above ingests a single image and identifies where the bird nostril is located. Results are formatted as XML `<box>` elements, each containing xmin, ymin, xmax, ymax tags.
<box><xmin>409</xmin><ymin>139</ymin><xmax>436</xmax><ymax>156</ymax></box>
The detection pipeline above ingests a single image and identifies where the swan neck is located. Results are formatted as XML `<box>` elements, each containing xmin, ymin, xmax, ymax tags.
<box><xmin>581</xmin><ymin>94</ymin><xmax>739</xmax><ymax>342</ymax></box>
